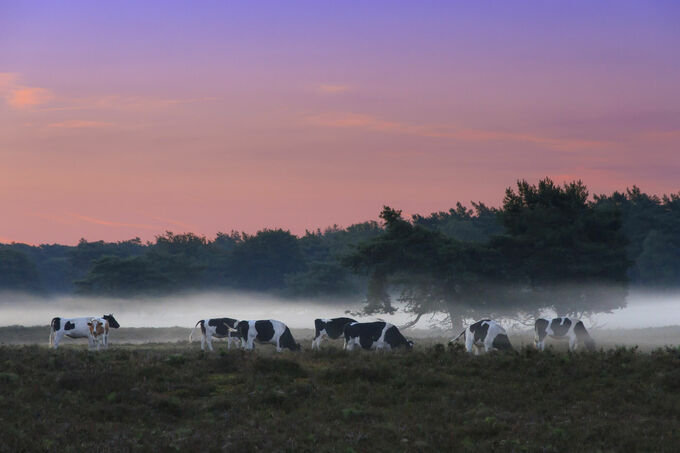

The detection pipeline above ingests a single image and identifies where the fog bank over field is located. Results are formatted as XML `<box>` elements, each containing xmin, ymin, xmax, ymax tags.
<box><xmin>0</xmin><ymin>289</ymin><xmax>679</xmax><ymax>330</ymax></box>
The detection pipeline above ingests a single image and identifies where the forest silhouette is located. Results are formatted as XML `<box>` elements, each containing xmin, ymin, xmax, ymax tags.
<box><xmin>2</xmin><ymin>178</ymin><xmax>679</xmax><ymax>328</ymax></box>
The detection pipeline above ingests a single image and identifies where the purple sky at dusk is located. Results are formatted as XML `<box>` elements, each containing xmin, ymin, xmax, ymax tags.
<box><xmin>1</xmin><ymin>1</ymin><xmax>679</xmax><ymax>244</ymax></box>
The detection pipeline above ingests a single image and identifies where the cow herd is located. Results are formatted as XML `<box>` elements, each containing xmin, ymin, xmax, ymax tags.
<box><xmin>47</xmin><ymin>313</ymin><xmax>596</xmax><ymax>354</ymax></box>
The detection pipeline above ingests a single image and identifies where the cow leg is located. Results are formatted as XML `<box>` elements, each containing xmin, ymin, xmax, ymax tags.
<box><xmin>569</xmin><ymin>336</ymin><xmax>577</xmax><ymax>351</ymax></box>
<box><xmin>206</xmin><ymin>335</ymin><xmax>215</xmax><ymax>352</ymax></box>
<box><xmin>227</xmin><ymin>336</ymin><xmax>232</xmax><ymax>350</ymax></box>
<box><xmin>87</xmin><ymin>336</ymin><xmax>95</xmax><ymax>351</ymax></box>
<box><xmin>465</xmin><ymin>335</ymin><xmax>474</xmax><ymax>354</ymax></box>
<box><xmin>52</xmin><ymin>331</ymin><xmax>63</xmax><ymax>349</ymax></box>
<box><xmin>200</xmin><ymin>334</ymin><xmax>206</xmax><ymax>351</ymax></box>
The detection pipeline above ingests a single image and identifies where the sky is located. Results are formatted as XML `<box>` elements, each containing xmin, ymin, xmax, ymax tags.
<box><xmin>1</xmin><ymin>0</ymin><xmax>679</xmax><ymax>245</ymax></box>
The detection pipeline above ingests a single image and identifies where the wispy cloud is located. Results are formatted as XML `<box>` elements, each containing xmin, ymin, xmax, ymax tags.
<box><xmin>307</xmin><ymin>112</ymin><xmax>614</xmax><ymax>151</ymax></box>
<box><xmin>0</xmin><ymin>73</ymin><xmax>54</xmax><ymax>109</ymax></box>
<box><xmin>152</xmin><ymin>216</ymin><xmax>200</xmax><ymax>232</ymax></box>
<box><xmin>47</xmin><ymin>120</ymin><xmax>114</xmax><ymax>129</ymax></box>
<box><xmin>640</xmin><ymin>130</ymin><xmax>680</xmax><ymax>142</ymax></box>
<box><xmin>318</xmin><ymin>84</ymin><xmax>350</xmax><ymax>94</ymax></box>
<box><xmin>68</xmin><ymin>213</ymin><xmax>158</xmax><ymax>230</ymax></box>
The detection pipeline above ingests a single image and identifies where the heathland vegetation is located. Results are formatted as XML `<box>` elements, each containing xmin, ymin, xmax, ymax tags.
<box><xmin>1</xmin><ymin>343</ymin><xmax>679</xmax><ymax>451</ymax></box>
<box><xmin>2</xmin><ymin>179</ymin><xmax>680</xmax><ymax>328</ymax></box>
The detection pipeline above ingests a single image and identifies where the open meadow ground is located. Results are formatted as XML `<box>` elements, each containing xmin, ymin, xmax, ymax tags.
<box><xmin>0</xmin><ymin>332</ymin><xmax>679</xmax><ymax>452</ymax></box>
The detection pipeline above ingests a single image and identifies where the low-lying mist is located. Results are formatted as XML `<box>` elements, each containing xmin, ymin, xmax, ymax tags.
<box><xmin>0</xmin><ymin>289</ymin><xmax>678</xmax><ymax>331</ymax></box>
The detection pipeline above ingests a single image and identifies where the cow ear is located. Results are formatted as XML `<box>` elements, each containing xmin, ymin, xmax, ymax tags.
<box><xmin>87</xmin><ymin>322</ymin><xmax>92</xmax><ymax>326</ymax></box>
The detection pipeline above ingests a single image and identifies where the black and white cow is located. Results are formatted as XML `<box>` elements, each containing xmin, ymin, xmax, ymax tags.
<box><xmin>343</xmin><ymin>321</ymin><xmax>413</xmax><ymax>351</ymax></box>
<box><xmin>534</xmin><ymin>317</ymin><xmax>596</xmax><ymax>351</ymax></box>
<box><xmin>49</xmin><ymin>314</ymin><xmax>120</xmax><ymax>350</ymax></box>
<box><xmin>237</xmin><ymin>319</ymin><xmax>301</xmax><ymax>352</ymax></box>
<box><xmin>450</xmin><ymin>319</ymin><xmax>513</xmax><ymax>354</ymax></box>
<box><xmin>190</xmin><ymin>318</ymin><xmax>241</xmax><ymax>351</ymax></box>
<box><xmin>311</xmin><ymin>317</ymin><xmax>357</xmax><ymax>350</ymax></box>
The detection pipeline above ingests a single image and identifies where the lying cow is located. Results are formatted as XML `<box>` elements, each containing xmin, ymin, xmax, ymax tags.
<box><xmin>450</xmin><ymin>319</ymin><xmax>513</xmax><ymax>354</ymax></box>
<box><xmin>237</xmin><ymin>319</ymin><xmax>301</xmax><ymax>352</ymax></box>
<box><xmin>87</xmin><ymin>318</ymin><xmax>109</xmax><ymax>351</ymax></box>
<box><xmin>534</xmin><ymin>317</ymin><xmax>595</xmax><ymax>351</ymax></box>
<box><xmin>343</xmin><ymin>321</ymin><xmax>413</xmax><ymax>351</ymax></box>
<box><xmin>312</xmin><ymin>317</ymin><xmax>357</xmax><ymax>350</ymax></box>
<box><xmin>49</xmin><ymin>314</ymin><xmax>120</xmax><ymax>350</ymax></box>
<box><xmin>190</xmin><ymin>318</ymin><xmax>241</xmax><ymax>351</ymax></box>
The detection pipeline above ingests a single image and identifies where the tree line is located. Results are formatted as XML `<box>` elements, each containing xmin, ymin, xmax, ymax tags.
<box><xmin>1</xmin><ymin>179</ymin><xmax>679</xmax><ymax>328</ymax></box>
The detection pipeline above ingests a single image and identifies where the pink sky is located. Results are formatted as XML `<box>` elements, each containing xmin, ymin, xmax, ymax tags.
<box><xmin>1</xmin><ymin>1</ymin><xmax>679</xmax><ymax>245</ymax></box>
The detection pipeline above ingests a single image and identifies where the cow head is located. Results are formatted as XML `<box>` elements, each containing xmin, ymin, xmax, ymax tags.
<box><xmin>87</xmin><ymin>318</ymin><xmax>106</xmax><ymax>337</ymax></box>
<box><xmin>103</xmin><ymin>314</ymin><xmax>120</xmax><ymax>329</ymax></box>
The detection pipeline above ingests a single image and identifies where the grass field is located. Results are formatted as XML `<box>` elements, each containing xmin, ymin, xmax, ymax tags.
<box><xmin>1</xmin><ymin>330</ymin><xmax>679</xmax><ymax>452</ymax></box>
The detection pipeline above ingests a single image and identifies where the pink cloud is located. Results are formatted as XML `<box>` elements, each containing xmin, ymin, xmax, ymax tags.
<box><xmin>308</xmin><ymin>112</ymin><xmax>614</xmax><ymax>151</ymax></box>
<box><xmin>318</xmin><ymin>84</ymin><xmax>350</xmax><ymax>93</ymax></box>
<box><xmin>47</xmin><ymin>120</ymin><xmax>114</xmax><ymax>129</ymax></box>
<box><xmin>7</xmin><ymin>87</ymin><xmax>53</xmax><ymax>108</ymax></box>
<box><xmin>69</xmin><ymin>213</ymin><xmax>158</xmax><ymax>230</ymax></box>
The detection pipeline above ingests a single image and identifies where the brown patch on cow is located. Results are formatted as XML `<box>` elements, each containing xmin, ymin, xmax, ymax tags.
<box><xmin>88</xmin><ymin>320</ymin><xmax>106</xmax><ymax>338</ymax></box>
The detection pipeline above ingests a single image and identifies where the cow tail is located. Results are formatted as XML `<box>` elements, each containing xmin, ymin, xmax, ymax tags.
<box><xmin>189</xmin><ymin>320</ymin><xmax>202</xmax><ymax>342</ymax></box>
<box><xmin>450</xmin><ymin>329</ymin><xmax>466</xmax><ymax>344</ymax></box>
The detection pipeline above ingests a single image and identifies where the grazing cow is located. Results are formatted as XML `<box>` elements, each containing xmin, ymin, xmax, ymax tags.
<box><xmin>534</xmin><ymin>317</ymin><xmax>596</xmax><ymax>351</ymax></box>
<box><xmin>87</xmin><ymin>318</ymin><xmax>109</xmax><ymax>351</ymax></box>
<box><xmin>450</xmin><ymin>319</ymin><xmax>513</xmax><ymax>354</ymax></box>
<box><xmin>49</xmin><ymin>314</ymin><xmax>120</xmax><ymax>350</ymax></box>
<box><xmin>236</xmin><ymin>319</ymin><xmax>301</xmax><ymax>352</ymax></box>
<box><xmin>190</xmin><ymin>318</ymin><xmax>241</xmax><ymax>351</ymax></box>
<box><xmin>343</xmin><ymin>321</ymin><xmax>413</xmax><ymax>351</ymax></box>
<box><xmin>311</xmin><ymin>317</ymin><xmax>357</xmax><ymax>350</ymax></box>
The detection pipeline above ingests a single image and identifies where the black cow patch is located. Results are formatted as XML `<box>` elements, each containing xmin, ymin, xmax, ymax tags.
<box><xmin>492</xmin><ymin>334</ymin><xmax>512</xmax><ymax>350</ymax></box>
<box><xmin>384</xmin><ymin>325</ymin><xmax>412</xmax><ymax>349</ymax></box>
<box><xmin>535</xmin><ymin>319</ymin><xmax>549</xmax><ymax>342</ymax></box>
<box><xmin>51</xmin><ymin>317</ymin><xmax>61</xmax><ymax>331</ymax></box>
<box><xmin>103</xmin><ymin>314</ymin><xmax>120</xmax><ymax>329</ymax></box>
<box><xmin>255</xmin><ymin>320</ymin><xmax>275</xmax><ymax>342</ymax></box>
<box><xmin>550</xmin><ymin>318</ymin><xmax>572</xmax><ymax>337</ymax></box>
<box><xmin>470</xmin><ymin>319</ymin><xmax>491</xmax><ymax>343</ymax></box>
<box><xmin>64</xmin><ymin>321</ymin><xmax>75</xmax><ymax>331</ymax></box>
<box><xmin>315</xmin><ymin>317</ymin><xmax>356</xmax><ymax>340</ymax></box>
<box><xmin>237</xmin><ymin>321</ymin><xmax>249</xmax><ymax>340</ymax></box>
<box><xmin>209</xmin><ymin>318</ymin><xmax>238</xmax><ymax>336</ymax></box>
<box><xmin>574</xmin><ymin>321</ymin><xmax>596</xmax><ymax>350</ymax></box>
<box><xmin>344</xmin><ymin>322</ymin><xmax>387</xmax><ymax>350</ymax></box>
<box><xmin>279</xmin><ymin>327</ymin><xmax>300</xmax><ymax>350</ymax></box>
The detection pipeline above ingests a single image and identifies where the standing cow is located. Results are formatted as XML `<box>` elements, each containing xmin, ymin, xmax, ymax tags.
<box><xmin>311</xmin><ymin>317</ymin><xmax>357</xmax><ymax>350</ymax></box>
<box><xmin>534</xmin><ymin>317</ymin><xmax>596</xmax><ymax>351</ymax></box>
<box><xmin>49</xmin><ymin>314</ymin><xmax>120</xmax><ymax>350</ymax></box>
<box><xmin>450</xmin><ymin>319</ymin><xmax>513</xmax><ymax>354</ymax></box>
<box><xmin>343</xmin><ymin>321</ymin><xmax>413</xmax><ymax>351</ymax></box>
<box><xmin>237</xmin><ymin>319</ymin><xmax>301</xmax><ymax>352</ymax></box>
<box><xmin>190</xmin><ymin>318</ymin><xmax>241</xmax><ymax>351</ymax></box>
<box><xmin>87</xmin><ymin>318</ymin><xmax>109</xmax><ymax>351</ymax></box>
